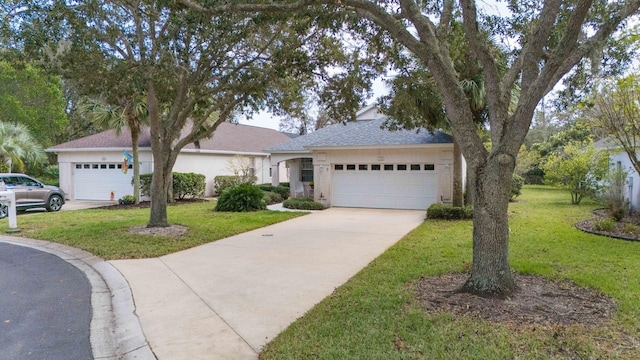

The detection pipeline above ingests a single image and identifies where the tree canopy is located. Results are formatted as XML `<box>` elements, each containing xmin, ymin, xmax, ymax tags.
<box><xmin>586</xmin><ymin>72</ymin><xmax>640</xmax><ymax>176</ymax></box>
<box><xmin>0</xmin><ymin>60</ymin><xmax>67</xmax><ymax>149</ymax></box>
<box><xmin>8</xmin><ymin>0</ymin><xmax>384</xmax><ymax>226</ymax></box>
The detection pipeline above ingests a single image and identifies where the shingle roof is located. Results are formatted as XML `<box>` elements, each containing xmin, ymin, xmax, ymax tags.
<box><xmin>48</xmin><ymin>122</ymin><xmax>292</xmax><ymax>153</ymax></box>
<box><xmin>265</xmin><ymin>118</ymin><xmax>452</xmax><ymax>152</ymax></box>
<box><xmin>593</xmin><ymin>137</ymin><xmax>620</xmax><ymax>150</ymax></box>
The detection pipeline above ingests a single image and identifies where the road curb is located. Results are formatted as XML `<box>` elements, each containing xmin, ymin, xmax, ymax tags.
<box><xmin>0</xmin><ymin>236</ymin><xmax>155</xmax><ymax>359</ymax></box>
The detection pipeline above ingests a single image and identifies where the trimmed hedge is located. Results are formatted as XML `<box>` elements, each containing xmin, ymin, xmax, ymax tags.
<box><xmin>119</xmin><ymin>195</ymin><xmax>135</xmax><ymax>205</ymax></box>
<box><xmin>139</xmin><ymin>174</ymin><xmax>152</xmax><ymax>197</ymax></box>
<box><xmin>263</xmin><ymin>191</ymin><xmax>284</xmax><ymax>205</ymax></box>
<box><xmin>174</xmin><ymin>172</ymin><xmax>206</xmax><ymax>199</ymax></box>
<box><xmin>283</xmin><ymin>197</ymin><xmax>325</xmax><ymax>210</ymax></box>
<box><xmin>426</xmin><ymin>203</ymin><xmax>473</xmax><ymax>220</ymax></box>
<box><xmin>257</xmin><ymin>184</ymin><xmax>290</xmax><ymax>199</ymax></box>
<box><xmin>215</xmin><ymin>183</ymin><xmax>266</xmax><ymax>212</ymax></box>
<box><xmin>214</xmin><ymin>175</ymin><xmax>258</xmax><ymax>195</ymax></box>
<box><xmin>138</xmin><ymin>172</ymin><xmax>205</xmax><ymax>199</ymax></box>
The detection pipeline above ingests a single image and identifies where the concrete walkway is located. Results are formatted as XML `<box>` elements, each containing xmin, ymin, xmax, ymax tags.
<box><xmin>111</xmin><ymin>208</ymin><xmax>425</xmax><ymax>359</ymax></box>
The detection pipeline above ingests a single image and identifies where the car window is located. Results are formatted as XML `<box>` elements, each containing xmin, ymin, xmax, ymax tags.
<box><xmin>2</xmin><ymin>176</ymin><xmax>24</xmax><ymax>186</ymax></box>
<box><xmin>21</xmin><ymin>177</ymin><xmax>41</xmax><ymax>187</ymax></box>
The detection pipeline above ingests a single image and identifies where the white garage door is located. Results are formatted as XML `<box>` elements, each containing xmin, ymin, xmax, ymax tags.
<box><xmin>332</xmin><ymin>163</ymin><xmax>438</xmax><ymax>210</ymax></box>
<box><xmin>74</xmin><ymin>163</ymin><xmax>133</xmax><ymax>200</ymax></box>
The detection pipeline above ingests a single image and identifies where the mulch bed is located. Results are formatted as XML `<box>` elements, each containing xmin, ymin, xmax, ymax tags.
<box><xmin>415</xmin><ymin>210</ymin><xmax>635</xmax><ymax>327</ymax></box>
<box><xmin>100</xmin><ymin>198</ymin><xmax>210</xmax><ymax>210</ymax></box>
<box><xmin>416</xmin><ymin>273</ymin><xmax>616</xmax><ymax>327</ymax></box>
<box><xmin>575</xmin><ymin>209</ymin><xmax>640</xmax><ymax>242</ymax></box>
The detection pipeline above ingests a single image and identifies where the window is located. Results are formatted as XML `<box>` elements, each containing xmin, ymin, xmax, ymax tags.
<box><xmin>397</xmin><ymin>164</ymin><xmax>407</xmax><ymax>171</ymax></box>
<box><xmin>384</xmin><ymin>164</ymin><xmax>394</xmax><ymax>171</ymax></box>
<box><xmin>359</xmin><ymin>164</ymin><xmax>368</xmax><ymax>171</ymax></box>
<box><xmin>76</xmin><ymin>164</ymin><xmax>82</xmax><ymax>169</ymax></box>
<box><xmin>2</xmin><ymin>176</ymin><xmax>22</xmax><ymax>186</ymax></box>
<box><xmin>92</xmin><ymin>164</ymin><xmax>99</xmax><ymax>169</ymax></box>
<box><xmin>109</xmin><ymin>164</ymin><xmax>116</xmax><ymax>169</ymax></box>
<box><xmin>83</xmin><ymin>164</ymin><xmax>90</xmax><ymax>169</ymax></box>
<box><xmin>411</xmin><ymin>164</ymin><xmax>420</xmax><ymax>171</ymax></box>
<box><xmin>300</xmin><ymin>158</ymin><xmax>313</xmax><ymax>182</ymax></box>
<box><xmin>269</xmin><ymin>167</ymin><xmax>272</xmax><ymax>177</ymax></box>
<box><xmin>22</xmin><ymin>177</ymin><xmax>40</xmax><ymax>186</ymax></box>
<box><xmin>346</xmin><ymin>164</ymin><xmax>356</xmax><ymax>170</ymax></box>
<box><xmin>425</xmin><ymin>164</ymin><xmax>435</xmax><ymax>171</ymax></box>
<box><xmin>371</xmin><ymin>164</ymin><xmax>381</xmax><ymax>171</ymax></box>
<box><xmin>334</xmin><ymin>164</ymin><xmax>344</xmax><ymax>170</ymax></box>
<box><xmin>100</xmin><ymin>164</ymin><xmax>107</xmax><ymax>169</ymax></box>
<box><xmin>117</xmin><ymin>164</ymin><xmax>122</xmax><ymax>169</ymax></box>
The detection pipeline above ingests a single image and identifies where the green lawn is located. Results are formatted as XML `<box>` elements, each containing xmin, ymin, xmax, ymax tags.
<box><xmin>0</xmin><ymin>201</ymin><xmax>305</xmax><ymax>259</ymax></box>
<box><xmin>260</xmin><ymin>186</ymin><xmax>640</xmax><ymax>359</ymax></box>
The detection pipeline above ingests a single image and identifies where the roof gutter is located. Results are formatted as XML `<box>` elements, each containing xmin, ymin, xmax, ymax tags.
<box><xmin>304</xmin><ymin>143</ymin><xmax>453</xmax><ymax>151</ymax></box>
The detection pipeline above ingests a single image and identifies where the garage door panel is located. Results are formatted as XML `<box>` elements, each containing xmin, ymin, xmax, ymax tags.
<box><xmin>74</xmin><ymin>166</ymin><xmax>133</xmax><ymax>200</ymax></box>
<box><xmin>332</xmin><ymin>169</ymin><xmax>437</xmax><ymax>210</ymax></box>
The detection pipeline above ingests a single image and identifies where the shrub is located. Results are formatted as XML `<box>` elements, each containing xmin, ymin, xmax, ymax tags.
<box><xmin>601</xmin><ymin>166</ymin><xmax>629</xmax><ymax>221</ymax></box>
<box><xmin>43</xmin><ymin>164</ymin><xmax>59</xmax><ymax>179</ymax></box>
<box><xmin>257</xmin><ymin>184</ymin><xmax>290</xmax><ymax>199</ymax></box>
<box><xmin>41</xmin><ymin>164</ymin><xmax>60</xmax><ymax>186</ymax></box>
<box><xmin>215</xmin><ymin>183</ymin><xmax>266</xmax><ymax>212</ymax></box>
<box><xmin>214</xmin><ymin>175</ymin><xmax>258</xmax><ymax>195</ymax></box>
<box><xmin>139</xmin><ymin>174</ymin><xmax>153</xmax><ymax>197</ymax></box>
<box><xmin>594</xmin><ymin>218</ymin><xmax>615</xmax><ymax>232</ymax></box>
<box><xmin>426</xmin><ymin>203</ymin><xmax>473</xmax><ymax>220</ymax></box>
<box><xmin>173</xmin><ymin>172</ymin><xmax>205</xmax><ymax>199</ymax></box>
<box><xmin>282</xmin><ymin>197</ymin><xmax>325</xmax><ymax>210</ymax></box>
<box><xmin>119</xmin><ymin>195</ymin><xmax>135</xmax><ymax>205</ymax></box>
<box><xmin>139</xmin><ymin>172</ymin><xmax>206</xmax><ymax>199</ymax></box>
<box><xmin>624</xmin><ymin>223</ymin><xmax>640</xmax><ymax>235</ymax></box>
<box><xmin>610</xmin><ymin>207</ymin><xmax>626</xmax><ymax>222</ymax></box>
<box><xmin>510</xmin><ymin>174</ymin><xmax>524</xmax><ymax>201</ymax></box>
<box><xmin>262</xmin><ymin>191</ymin><xmax>283</xmax><ymax>205</ymax></box>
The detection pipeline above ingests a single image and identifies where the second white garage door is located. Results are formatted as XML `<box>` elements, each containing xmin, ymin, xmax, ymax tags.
<box><xmin>331</xmin><ymin>163</ymin><xmax>438</xmax><ymax>210</ymax></box>
<box><xmin>74</xmin><ymin>163</ymin><xmax>133</xmax><ymax>200</ymax></box>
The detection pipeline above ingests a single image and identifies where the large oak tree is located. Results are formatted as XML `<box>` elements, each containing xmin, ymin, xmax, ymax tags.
<box><xmin>182</xmin><ymin>0</ymin><xmax>640</xmax><ymax>296</ymax></box>
<box><xmin>9</xmin><ymin>1</ymin><xmax>381</xmax><ymax>227</ymax></box>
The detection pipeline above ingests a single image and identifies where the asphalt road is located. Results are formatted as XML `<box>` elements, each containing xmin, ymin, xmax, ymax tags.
<box><xmin>0</xmin><ymin>242</ymin><xmax>93</xmax><ymax>359</ymax></box>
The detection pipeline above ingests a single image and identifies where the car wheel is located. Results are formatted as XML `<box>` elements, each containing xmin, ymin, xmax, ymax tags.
<box><xmin>46</xmin><ymin>195</ymin><xmax>63</xmax><ymax>212</ymax></box>
<box><xmin>0</xmin><ymin>204</ymin><xmax>7</xmax><ymax>219</ymax></box>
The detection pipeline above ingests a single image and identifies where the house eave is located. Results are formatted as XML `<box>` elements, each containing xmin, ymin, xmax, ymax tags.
<box><xmin>47</xmin><ymin>147</ymin><xmax>267</xmax><ymax>157</ymax></box>
<box><xmin>265</xmin><ymin>149</ymin><xmax>312</xmax><ymax>155</ymax></box>
<box><xmin>304</xmin><ymin>143</ymin><xmax>453</xmax><ymax>151</ymax></box>
<box><xmin>46</xmin><ymin>147</ymin><xmax>153</xmax><ymax>153</ymax></box>
<box><xmin>179</xmin><ymin>149</ymin><xmax>268</xmax><ymax>156</ymax></box>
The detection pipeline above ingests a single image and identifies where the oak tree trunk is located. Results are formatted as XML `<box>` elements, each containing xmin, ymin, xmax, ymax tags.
<box><xmin>453</xmin><ymin>139</ymin><xmax>464</xmax><ymax>207</ymax></box>
<box><xmin>131</xmin><ymin>126</ymin><xmax>141</xmax><ymax>204</ymax></box>
<box><xmin>461</xmin><ymin>153</ymin><xmax>517</xmax><ymax>297</ymax></box>
<box><xmin>148</xmin><ymin>161</ymin><xmax>171</xmax><ymax>227</ymax></box>
<box><xmin>146</xmin><ymin>81</ymin><xmax>170</xmax><ymax>227</ymax></box>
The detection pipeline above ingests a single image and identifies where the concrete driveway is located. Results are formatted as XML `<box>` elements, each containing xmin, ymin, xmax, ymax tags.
<box><xmin>111</xmin><ymin>207</ymin><xmax>425</xmax><ymax>359</ymax></box>
<box><xmin>62</xmin><ymin>200</ymin><xmax>113</xmax><ymax>211</ymax></box>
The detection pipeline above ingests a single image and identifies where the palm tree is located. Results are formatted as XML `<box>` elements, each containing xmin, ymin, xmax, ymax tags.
<box><xmin>79</xmin><ymin>97</ymin><xmax>148</xmax><ymax>204</ymax></box>
<box><xmin>0</xmin><ymin>122</ymin><xmax>46</xmax><ymax>172</ymax></box>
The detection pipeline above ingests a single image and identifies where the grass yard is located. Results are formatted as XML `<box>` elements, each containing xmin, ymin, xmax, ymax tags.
<box><xmin>260</xmin><ymin>186</ymin><xmax>640</xmax><ymax>359</ymax></box>
<box><xmin>0</xmin><ymin>201</ymin><xmax>305</xmax><ymax>259</ymax></box>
